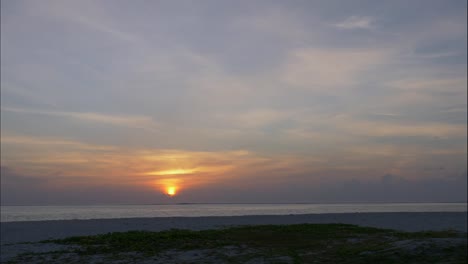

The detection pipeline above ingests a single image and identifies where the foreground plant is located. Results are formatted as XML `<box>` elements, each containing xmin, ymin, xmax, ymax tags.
<box><xmin>6</xmin><ymin>224</ymin><xmax>467</xmax><ymax>264</ymax></box>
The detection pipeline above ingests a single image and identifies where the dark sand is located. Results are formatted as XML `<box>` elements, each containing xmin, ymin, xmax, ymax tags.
<box><xmin>2</xmin><ymin>212</ymin><xmax>466</xmax><ymax>244</ymax></box>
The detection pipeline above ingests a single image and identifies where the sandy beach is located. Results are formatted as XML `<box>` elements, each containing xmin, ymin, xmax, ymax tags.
<box><xmin>2</xmin><ymin>212</ymin><xmax>466</xmax><ymax>244</ymax></box>
<box><xmin>1</xmin><ymin>212</ymin><xmax>466</xmax><ymax>263</ymax></box>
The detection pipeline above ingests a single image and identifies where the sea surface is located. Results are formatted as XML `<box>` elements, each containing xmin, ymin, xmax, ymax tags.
<box><xmin>1</xmin><ymin>203</ymin><xmax>466</xmax><ymax>222</ymax></box>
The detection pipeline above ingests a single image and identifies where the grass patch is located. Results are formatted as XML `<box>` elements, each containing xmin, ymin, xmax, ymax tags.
<box><xmin>25</xmin><ymin>224</ymin><xmax>466</xmax><ymax>263</ymax></box>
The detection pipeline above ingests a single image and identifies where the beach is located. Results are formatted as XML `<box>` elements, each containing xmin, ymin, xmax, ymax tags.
<box><xmin>2</xmin><ymin>212</ymin><xmax>466</xmax><ymax>244</ymax></box>
<box><xmin>2</xmin><ymin>212</ymin><xmax>466</xmax><ymax>263</ymax></box>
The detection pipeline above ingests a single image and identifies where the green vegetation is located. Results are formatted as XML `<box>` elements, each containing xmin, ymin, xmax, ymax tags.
<box><xmin>7</xmin><ymin>224</ymin><xmax>467</xmax><ymax>264</ymax></box>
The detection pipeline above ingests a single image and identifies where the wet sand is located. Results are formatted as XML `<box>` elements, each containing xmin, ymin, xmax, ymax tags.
<box><xmin>1</xmin><ymin>212</ymin><xmax>466</xmax><ymax>244</ymax></box>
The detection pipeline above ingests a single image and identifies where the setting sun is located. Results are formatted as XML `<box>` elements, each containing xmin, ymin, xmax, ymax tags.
<box><xmin>166</xmin><ymin>186</ymin><xmax>177</xmax><ymax>197</ymax></box>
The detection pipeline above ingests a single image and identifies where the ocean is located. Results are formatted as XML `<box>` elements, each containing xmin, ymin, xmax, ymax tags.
<box><xmin>1</xmin><ymin>203</ymin><xmax>466</xmax><ymax>222</ymax></box>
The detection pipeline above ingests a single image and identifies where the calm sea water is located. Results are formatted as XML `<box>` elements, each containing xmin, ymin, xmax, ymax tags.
<box><xmin>1</xmin><ymin>203</ymin><xmax>466</xmax><ymax>222</ymax></box>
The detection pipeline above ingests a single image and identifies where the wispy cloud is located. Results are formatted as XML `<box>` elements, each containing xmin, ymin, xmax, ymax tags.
<box><xmin>340</xmin><ymin>120</ymin><xmax>467</xmax><ymax>138</ymax></box>
<box><xmin>410</xmin><ymin>51</ymin><xmax>462</xmax><ymax>60</ymax></box>
<box><xmin>1</xmin><ymin>107</ymin><xmax>158</xmax><ymax>131</ymax></box>
<box><xmin>233</xmin><ymin>7</ymin><xmax>309</xmax><ymax>40</ymax></box>
<box><xmin>334</xmin><ymin>16</ymin><xmax>374</xmax><ymax>30</ymax></box>
<box><xmin>388</xmin><ymin>78</ymin><xmax>467</xmax><ymax>91</ymax></box>
<box><xmin>69</xmin><ymin>13</ymin><xmax>139</xmax><ymax>43</ymax></box>
<box><xmin>1</xmin><ymin>135</ymin><xmax>116</xmax><ymax>151</ymax></box>
<box><xmin>25</xmin><ymin>0</ymin><xmax>140</xmax><ymax>43</ymax></box>
<box><xmin>280</xmin><ymin>48</ymin><xmax>389</xmax><ymax>91</ymax></box>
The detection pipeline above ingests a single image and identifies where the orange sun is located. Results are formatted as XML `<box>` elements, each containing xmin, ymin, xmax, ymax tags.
<box><xmin>166</xmin><ymin>186</ymin><xmax>177</xmax><ymax>197</ymax></box>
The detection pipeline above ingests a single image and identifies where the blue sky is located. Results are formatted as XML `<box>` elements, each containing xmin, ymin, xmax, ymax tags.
<box><xmin>1</xmin><ymin>0</ymin><xmax>466</xmax><ymax>204</ymax></box>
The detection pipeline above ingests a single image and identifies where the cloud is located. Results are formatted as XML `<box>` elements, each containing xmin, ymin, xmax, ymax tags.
<box><xmin>1</xmin><ymin>135</ymin><xmax>116</xmax><ymax>151</ymax></box>
<box><xmin>337</xmin><ymin>118</ymin><xmax>467</xmax><ymax>138</ymax></box>
<box><xmin>440</xmin><ymin>107</ymin><xmax>467</xmax><ymax>113</ymax></box>
<box><xmin>414</xmin><ymin>17</ymin><xmax>468</xmax><ymax>43</ymax></box>
<box><xmin>388</xmin><ymin>78</ymin><xmax>467</xmax><ymax>91</ymax></box>
<box><xmin>233</xmin><ymin>7</ymin><xmax>309</xmax><ymax>40</ymax></box>
<box><xmin>171</xmin><ymin>172</ymin><xmax>468</xmax><ymax>203</ymax></box>
<box><xmin>1</xmin><ymin>167</ymin><xmax>45</xmax><ymax>205</ymax></box>
<box><xmin>1</xmin><ymin>107</ymin><xmax>159</xmax><ymax>131</ymax></box>
<box><xmin>0</xmin><ymin>166</ymin><xmax>160</xmax><ymax>205</ymax></box>
<box><xmin>218</xmin><ymin>109</ymin><xmax>293</xmax><ymax>129</ymax></box>
<box><xmin>4</xmin><ymin>162</ymin><xmax>465</xmax><ymax>205</ymax></box>
<box><xmin>24</xmin><ymin>0</ymin><xmax>139</xmax><ymax>43</ymax></box>
<box><xmin>68</xmin><ymin>13</ymin><xmax>138</xmax><ymax>43</ymax></box>
<box><xmin>410</xmin><ymin>51</ymin><xmax>462</xmax><ymax>60</ymax></box>
<box><xmin>280</xmin><ymin>48</ymin><xmax>389</xmax><ymax>91</ymax></box>
<box><xmin>1</xmin><ymin>135</ymin><xmax>267</xmax><ymax>187</ymax></box>
<box><xmin>326</xmin><ymin>173</ymin><xmax>468</xmax><ymax>203</ymax></box>
<box><xmin>334</xmin><ymin>16</ymin><xmax>374</xmax><ymax>30</ymax></box>
<box><xmin>1</xmin><ymin>82</ymin><xmax>60</xmax><ymax>108</ymax></box>
<box><xmin>380</xmin><ymin>77</ymin><xmax>467</xmax><ymax>108</ymax></box>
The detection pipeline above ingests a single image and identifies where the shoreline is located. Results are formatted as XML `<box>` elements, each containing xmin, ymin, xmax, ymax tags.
<box><xmin>1</xmin><ymin>212</ymin><xmax>466</xmax><ymax>245</ymax></box>
<box><xmin>3</xmin><ymin>202</ymin><xmax>467</xmax><ymax>205</ymax></box>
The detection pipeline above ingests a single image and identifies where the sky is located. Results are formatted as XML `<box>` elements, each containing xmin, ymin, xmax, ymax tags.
<box><xmin>1</xmin><ymin>0</ymin><xmax>467</xmax><ymax>205</ymax></box>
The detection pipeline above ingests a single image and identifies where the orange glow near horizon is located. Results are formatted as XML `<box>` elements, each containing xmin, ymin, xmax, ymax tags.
<box><xmin>146</xmin><ymin>168</ymin><xmax>197</xmax><ymax>176</ymax></box>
